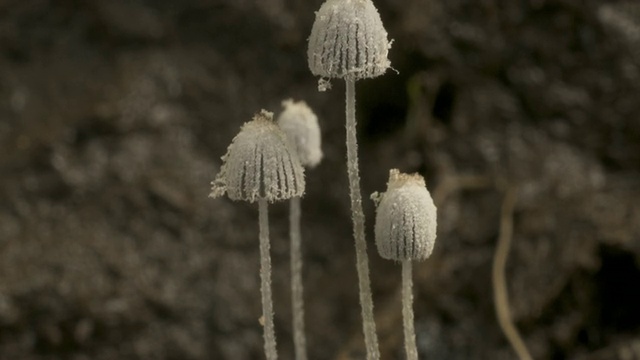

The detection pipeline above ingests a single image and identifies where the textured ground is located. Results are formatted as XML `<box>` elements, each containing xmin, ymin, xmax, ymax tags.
<box><xmin>1</xmin><ymin>0</ymin><xmax>639</xmax><ymax>359</ymax></box>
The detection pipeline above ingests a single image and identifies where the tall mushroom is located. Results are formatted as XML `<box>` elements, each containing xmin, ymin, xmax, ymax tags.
<box><xmin>307</xmin><ymin>1</ymin><xmax>392</xmax><ymax>358</ymax></box>
<box><xmin>211</xmin><ymin>110</ymin><xmax>305</xmax><ymax>360</ymax></box>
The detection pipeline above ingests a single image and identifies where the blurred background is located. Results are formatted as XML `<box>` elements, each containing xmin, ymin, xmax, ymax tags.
<box><xmin>1</xmin><ymin>0</ymin><xmax>639</xmax><ymax>359</ymax></box>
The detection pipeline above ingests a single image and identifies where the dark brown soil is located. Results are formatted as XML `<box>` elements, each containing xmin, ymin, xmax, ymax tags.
<box><xmin>1</xmin><ymin>0</ymin><xmax>639</xmax><ymax>359</ymax></box>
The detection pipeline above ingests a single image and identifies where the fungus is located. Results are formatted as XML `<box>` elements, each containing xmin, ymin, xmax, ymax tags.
<box><xmin>307</xmin><ymin>1</ymin><xmax>392</xmax><ymax>358</ymax></box>
<box><xmin>277</xmin><ymin>99</ymin><xmax>323</xmax><ymax>360</ymax></box>
<box><xmin>211</xmin><ymin>110</ymin><xmax>305</xmax><ymax>360</ymax></box>
<box><xmin>371</xmin><ymin>169</ymin><xmax>437</xmax><ymax>360</ymax></box>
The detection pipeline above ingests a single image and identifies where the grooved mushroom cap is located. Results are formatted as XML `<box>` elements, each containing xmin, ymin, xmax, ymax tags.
<box><xmin>277</xmin><ymin>99</ymin><xmax>323</xmax><ymax>168</ymax></box>
<box><xmin>308</xmin><ymin>0</ymin><xmax>391</xmax><ymax>82</ymax></box>
<box><xmin>371</xmin><ymin>169</ymin><xmax>437</xmax><ymax>261</ymax></box>
<box><xmin>210</xmin><ymin>110</ymin><xmax>305</xmax><ymax>203</ymax></box>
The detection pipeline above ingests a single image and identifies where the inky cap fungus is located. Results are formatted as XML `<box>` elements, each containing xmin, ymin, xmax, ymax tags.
<box><xmin>277</xmin><ymin>99</ymin><xmax>323</xmax><ymax>169</ymax></box>
<box><xmin>308</xmin><ymin>0</ymin><xmax>392</xmax><ymax>82</ymax></box>
<box><xmin>211</xmin><ymin>110</ymin><xmax>305</xmax><ymax>203</ymax></box>
<box><xmin>372</xmin><ymin>169</ymin><xmax>437</xmax><ymax>261</ymax></box>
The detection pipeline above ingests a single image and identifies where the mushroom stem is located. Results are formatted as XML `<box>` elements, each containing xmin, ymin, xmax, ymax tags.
<box><xmin>345</xmin><ymin>78</ymin><xmax>380</xmax><ymax>360</ymax></box>
<box><xmin>289</xmin><ymin>196</ymin><xmax>307</xmax><ymax>360</ymax></box>
<box><xmin>402</xmin><ymin>260</ymin><xmax>418</xmax><ymax>360</ymax></box>
<box><xmin>259</xmin><ymin>198</ymin><xmax>278</xmax><ymax>360</ymax></box>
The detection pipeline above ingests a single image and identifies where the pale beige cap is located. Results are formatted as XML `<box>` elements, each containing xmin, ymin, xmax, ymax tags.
<box><xmin>308</xmin><ymin>0</ymin><xmax>392</xmax><ymax>82</ymax></box>
<box><xmin>372</xmin><ymin>169</ymin><xmax>437</xmax><ymax>261</ymax></box>
<box><xmin>277</xmin><ymin>99</ymin><xmax>323</xmax><ymax>169</ymax></box>
<box><xmin>211</xmin><ymin>110</ymin><xmax>305</xmax><ymax>203</ymax></box>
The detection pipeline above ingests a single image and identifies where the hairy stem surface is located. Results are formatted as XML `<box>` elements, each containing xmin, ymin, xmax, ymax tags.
<box><xmin>290</xmin><ymin>197</ymin><xmax>307</xmax><ymax>360</ymax></box>
<box><xmin>259</xmin><ymin>199</ymin><xmax>277</xmax><ymax>360</ymax></box>
<box><xmin>402</xmin><ymin>260</ymin><xmax>418</xmax><ymax>360</ymax></box>
<box><xmin>345</xmin><ymin>78</ymin><xmax>380</xmax><ymax>360</ymax></box>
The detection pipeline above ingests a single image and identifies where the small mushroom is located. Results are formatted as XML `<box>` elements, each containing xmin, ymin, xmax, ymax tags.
<box><xmin>371</xmin><ymin>169</ymin><xmax>437</xmax><ymax>360</ymax></box>
<box><xmin>276</xmin><ymin>99</ymin><xmax>323</xmax><ymax>360</ymax></box>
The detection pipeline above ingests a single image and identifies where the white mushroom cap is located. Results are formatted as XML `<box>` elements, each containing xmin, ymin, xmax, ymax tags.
<box><xmin>308</xmin><ymin>0</ymin><xmax>392</xmax><ymax>82</ymax></box>
<box><xmin>277</xmin><ymin>99</ymin><xmax>323</xmax><ymax>168</ymax></box>
<box><xmin>211</xmin><ymin>110</ymin><xmax>305</xmax><ymax>203</ymax></box>
<box><xmin>372</xmin><ymin>169</ymin><xmax>437</xmax><ymax>261</ymax></box>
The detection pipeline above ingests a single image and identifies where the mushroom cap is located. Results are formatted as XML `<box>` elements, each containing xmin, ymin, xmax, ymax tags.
<box><xmin>211</xmin><ymin>110</ymin><xmax>305</xmax><ymax>203</ymax></box>
<box><xmin>372</xmin><ymin>169</ymin><xmax>437</xmax><ymax>261</ymax></box>
<box><xmin>308</xmin><ymin>0</ymin><xmax>391</xmax><ymax>81</ymax></box>
<box><xmin>277</xmin><ymin>99</ymin><xmax>323</xmax><ymax>168</ymax></box>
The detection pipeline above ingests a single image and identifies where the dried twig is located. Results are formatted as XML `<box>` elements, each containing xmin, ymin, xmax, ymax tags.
<box><xmin>492</xmin><ymin>186</ymin><xmax>533</xmax><ymax>360</ymax></box>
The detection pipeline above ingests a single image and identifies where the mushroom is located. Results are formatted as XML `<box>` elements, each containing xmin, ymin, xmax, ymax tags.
<box><xmin>307</xmin><ymin>1</ymin><xmax>392</xmax><ymax>358</ymax></box>
<box><xmin>277</xmin><ymin>99</ymin><xmax>323</xmax><ymax>360</ymax></box>
<box><xmin>211</xmin><ymin>110</ymin><xmax>305</xmax><ymax>360</ymax></box>
<box><xmin>371</xmin><ymin>169</ymin><xmax>437</xmax><ymax>360</ymax></box>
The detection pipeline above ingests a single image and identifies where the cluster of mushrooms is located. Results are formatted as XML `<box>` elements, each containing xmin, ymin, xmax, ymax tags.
<box><xmin>210</xmin><ymin>1</ymin><xmax>437</xmax><ymax>359</ymax></box>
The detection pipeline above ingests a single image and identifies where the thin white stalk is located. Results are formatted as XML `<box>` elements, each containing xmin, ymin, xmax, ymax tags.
<box><xmin>402</xmin><ymin>260</ymin><xmax>418</xmax><ymax>360</ymax></box>
<box><xmin>345</xmin><ymin>78</ymin><xmax>380</xmax><ymax>360</ymax></box>
<box><xmin>259</xmin><ymin>199</ymin><xmax>278</xmax><ymax>360</ymax></box>
<box><xmin>290</xmin><ymin>196</ymin><xmax>307</xmax><ymax>360</ymax></box>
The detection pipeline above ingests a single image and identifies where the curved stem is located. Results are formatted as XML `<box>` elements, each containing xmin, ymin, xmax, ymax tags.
<box><xmin>290</xmin><ymin>197</ymin><xmax>307</xmax><ymax>360</ymax></box>
<box><xmin>402</xmin><ymin>260</ymin><xmax>418</xmax><ymax>360</ymax></box>
<box><xmin>345</xmin><ymin>78</ymin><xmax>380</xmax><ymax>360</ymax></box>
<box><xmin>259</xmin><ymin>199</ymin><xmax>278</xmax><ymax>360</ymax></box>
<box><xmin>492</xmin><ymin>188</ymin><xmax>532</xmax><ymax>360</ymax></box>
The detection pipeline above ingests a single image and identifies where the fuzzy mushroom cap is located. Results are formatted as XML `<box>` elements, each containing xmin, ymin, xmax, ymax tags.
<box><xmin>308</xmin><ymin>0</ymin><xmax>391</xmax><ymax>81</ymax></box>
<box><xmin>371</xmin><ymin>169</ymin><xmax>437</xmax><ymax>261</ymax></box>
<box><xmin>277</xmin><ymin>99</ymin><xmax>323</xmax><ymax>168</ymax></box>
<box><xmin>210</xmin><ymin>110</ymin><xmax>305</xmax><ymax>203</ymax></box>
